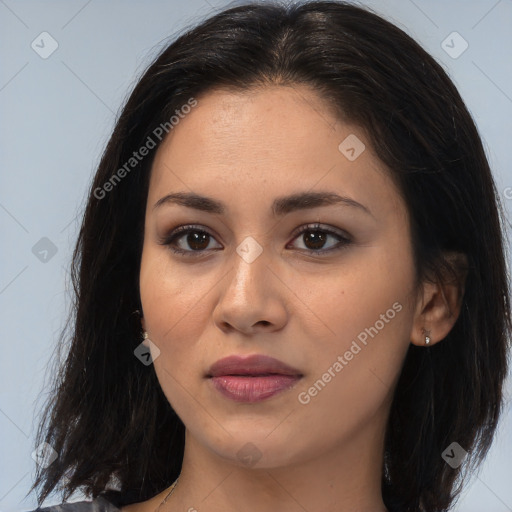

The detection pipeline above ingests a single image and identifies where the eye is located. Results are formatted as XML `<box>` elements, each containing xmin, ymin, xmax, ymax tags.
<box><xmin>159</xmin><ymin>223</ymin><xmax>352</xmax><ymax>257</ymax></box>
<box><xmin>159</xmin><ymin>225</ymin><xmax>222</xmax><ymax>257</ymax></box>
<box><xmin>287</xmin><ymin>223</ymin><xmax>352</xmax><ymax>255</ymax></box>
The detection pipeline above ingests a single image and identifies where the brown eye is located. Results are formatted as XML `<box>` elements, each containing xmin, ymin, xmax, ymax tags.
<box><xmin>183</xmin><ymin>231</ymin><xmax>210</xmax><ymax>251</ymax></box>
<box><xmin>302</xmin><ymin>230</ymin><xmax>328</xmax><ymax>250</ymax></box>
<box><xmin>288</xmin><ymin>223</ymin><xmax>352</xmax><ymax>255</ymax></box>
<box><xmin>161</xmin><ymin>225</ymin><xmax>222</xmax><ymax>256</ymax></box>
<box><xmin>161</xmin><ymin>223</ymin><xmax>352</xmax><ymax>258</ymax></box>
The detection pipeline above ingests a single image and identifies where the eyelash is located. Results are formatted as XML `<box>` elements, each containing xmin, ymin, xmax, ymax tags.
<box><xmin>159</xmin><ymin>223</ymin><xmax>352</xmax><ymax>258</ymax></box>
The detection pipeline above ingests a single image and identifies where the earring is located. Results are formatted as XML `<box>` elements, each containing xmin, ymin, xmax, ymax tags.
<box><xmin>142</xmin><ymin>331</ymin><xmax>150</xmax><ymax>346</ymax></box>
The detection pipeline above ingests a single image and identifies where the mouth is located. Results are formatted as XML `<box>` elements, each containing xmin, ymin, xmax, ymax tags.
<box><xmin>206</xmin><ymin>354</ymin><xmax>303</xmax><ymax>403</ymax></box>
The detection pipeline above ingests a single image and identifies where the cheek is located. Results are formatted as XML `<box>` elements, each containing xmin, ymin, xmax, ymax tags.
<box><xmin>297</xmin><ymin>241</ymin><xmax>415</xmax><ymax>400</ymax></box>
<box><xmin>139</xmin><ymin>246</ymin><xmax>215</xmax><ymax>421</ymax></box>
<box><xmin>291</xmin><ymin>276</ymin><xmax>413</xmax><ymax>457</ymax></box>
<box><xmin>304</xmin><ymin>242</ymin><xmax>413</xmax><ymax>338</ymax></box>
<box><xmin>139</xmin><ymin>246</ymin><xmax>211</xmax><ymax>358</ymax></box>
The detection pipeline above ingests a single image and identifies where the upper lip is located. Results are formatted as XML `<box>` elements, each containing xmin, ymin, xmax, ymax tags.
<box><xmin>207</xmin><ymin>354</ymin><xmax>303</xmax><ymax>377</ymax></box>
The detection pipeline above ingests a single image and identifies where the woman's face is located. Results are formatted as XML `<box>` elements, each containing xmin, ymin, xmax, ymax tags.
<box><xmin>139</xmin><ymin>85</ymin><xmax>418</xmax><ymax>469</ymax></box>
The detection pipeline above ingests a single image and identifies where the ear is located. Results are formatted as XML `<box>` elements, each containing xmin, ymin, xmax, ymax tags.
<box><xmin>410</xmin><ymin>252</ymin><xmax>468</xmax><ymax>347</ymax></box>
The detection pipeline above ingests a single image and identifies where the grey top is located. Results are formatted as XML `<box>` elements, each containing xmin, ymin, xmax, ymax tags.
<box><xmin>27</xmin><ymin>494</ymin><xmax>404</xmax><ymax>512</ymax></box>
<box><xmin>28</xmin><ymin>496</ymin><xmax>121</xmax><ymax>512</ymax></box>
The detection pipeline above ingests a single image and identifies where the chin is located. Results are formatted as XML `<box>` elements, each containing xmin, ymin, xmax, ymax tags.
<box><xmin>192</xmin><ymin>424</ymin><xmax>312</xmax><ymax>470</ymax></box>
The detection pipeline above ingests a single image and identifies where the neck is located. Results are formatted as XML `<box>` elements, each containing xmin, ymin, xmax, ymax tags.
<box><xmin>168</xmin><ymin>420</ymin><xmax>388</xmax><ymax>512</ymax></box>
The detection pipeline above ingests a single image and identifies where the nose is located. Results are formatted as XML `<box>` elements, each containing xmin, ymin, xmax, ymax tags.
<box><xmin>212</xmin><ymin>242</ymin><xmax>289</xmax><ymax>335</ymax></box>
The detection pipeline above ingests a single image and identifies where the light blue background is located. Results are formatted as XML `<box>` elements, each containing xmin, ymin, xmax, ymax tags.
<box><xmin>1</xmin><ymin>1</ymin><xmax>511</xmax><ymax>511</ymax></box>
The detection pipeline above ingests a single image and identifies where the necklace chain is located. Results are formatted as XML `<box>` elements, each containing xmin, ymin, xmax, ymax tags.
<box><xmin>156</xmin><ymin>477</ymin><xmax>179</xmax><ymax>511</ymax></box>
<box><xmin>154</xmin><ymin>476</ymin><xmax>389</xmax><ymax>511</ymax></box>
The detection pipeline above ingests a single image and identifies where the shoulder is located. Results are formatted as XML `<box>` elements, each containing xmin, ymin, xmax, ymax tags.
<box><xmin>26</xmin><ymin>496</ymin><xmax>121</xmax><ymax>512</ymax></box>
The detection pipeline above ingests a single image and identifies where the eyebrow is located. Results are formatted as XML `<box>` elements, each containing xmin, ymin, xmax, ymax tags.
<box><xmin>153</xmin><ymin>191</ymin><xmax>373</xmax><ymax>218</ymax></box>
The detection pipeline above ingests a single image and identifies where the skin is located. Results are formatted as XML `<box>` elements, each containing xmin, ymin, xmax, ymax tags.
<box><xmin>126</xmin><ymin>85</ymin><xmax>464</xmax><ymax>512</ymax></box>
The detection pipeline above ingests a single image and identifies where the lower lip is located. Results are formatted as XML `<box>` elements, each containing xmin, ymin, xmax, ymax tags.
<box><xmin>210</xmin><ymin>375</ymin><xmax>301</xmax><ymax>402</ymax></box>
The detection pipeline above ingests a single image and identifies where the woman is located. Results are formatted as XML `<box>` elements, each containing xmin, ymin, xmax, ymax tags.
<box><xmin>27</xmin><ymin>1</ymin><xmax>511</xmax><ymax>511</ymax></box>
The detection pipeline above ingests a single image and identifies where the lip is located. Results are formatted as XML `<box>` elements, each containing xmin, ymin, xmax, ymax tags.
<box><xmin>206</xmin><ymin>354</ymin><xmax>303</xmax><ymax>403</ymax></box>
<box><xmin>207</xmin><ymin>354</ymin><xmax>302</xmax><ymax>378</ymax></box>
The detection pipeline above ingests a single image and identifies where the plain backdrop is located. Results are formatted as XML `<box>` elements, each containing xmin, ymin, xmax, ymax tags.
<box><xmin>1</xmin><ymin>1</ymin><xmax>511</xmax><ymax>511</ymax></box>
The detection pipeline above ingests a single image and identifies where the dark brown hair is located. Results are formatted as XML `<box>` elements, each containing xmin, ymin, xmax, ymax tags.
<box><xmin>30</xmin><ymin>1</ymin><xmax>511</xmax><ymax>511</ymax></box>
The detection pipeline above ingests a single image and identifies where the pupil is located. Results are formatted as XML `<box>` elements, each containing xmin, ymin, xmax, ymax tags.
<box><xmin>304</xmin><ymin>231</ymin><xmax>326</xmax><ymax>249</ymax></box>
<box><xmin>185</xmin><ymin>230</ymin><xmax>326</xmax><ymax>251</ymax></box>
<box><xmin>188</xmin><ymin>232</ymin><xmax>209</xmax><ymax>250</ymax></box>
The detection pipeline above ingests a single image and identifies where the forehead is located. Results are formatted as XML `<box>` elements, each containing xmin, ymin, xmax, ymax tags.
<box><xmin>147</xmin><ymin>85</ymin><xmax>406</xmax><ymax>223</ymax></box>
